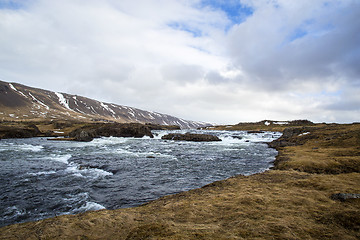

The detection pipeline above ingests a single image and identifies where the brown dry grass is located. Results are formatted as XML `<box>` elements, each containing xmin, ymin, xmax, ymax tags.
<box><xmin>0</xmin><ymin>120</ymin><xmax>92</xmax><ymax>138</ymax></box>
<box><xmin>206</xmin><ymin>121</ymin><xmax>326</xmax><ymax>132</ymax></box>
<box><xmin>35</xmin><ymin>120</ymin><xmax>89</xmax><ymax>136</ymax></box>
<box><xmin>1</xmin><ymin>124</ymin><xmax>360</xmax><ymax>239</ymax></box>
<box><xmin>274</xmin><ymin>124</ymin><xmax>360</xmax><ymax>174</ymax></box>
<box><xmin>207</xmin><ymin>124</ymin><xmax>291</xmax><ymax>132</ymax></box>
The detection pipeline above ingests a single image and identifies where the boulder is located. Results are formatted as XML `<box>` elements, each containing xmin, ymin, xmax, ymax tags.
<box><xmin>267</xmin><ymin>126</ymin><xmax>318</xmax><ymax>149</ymax></box>
<box><xmin>69</xmin><ymin>123</ymin><xmax>154</xmax><ymax>142</ymax></box>
<box><xmin>330</xmin><ymin>193</ymin><xmax>360</xmax><ymax>202</ymax></box>
<box><xmin>232</xmin><ymin>136</ymin><xmax>243</xmax><ymax>140</ymax></box>
<box><xmin>161</xmin><ymin>132</ymin><xmax>221</xmax><ymax>142</ymax></box>
<box><xmin>76</xmin><ymin>130</ymin><xmax>96</xmax><ymax>142</ymax></box>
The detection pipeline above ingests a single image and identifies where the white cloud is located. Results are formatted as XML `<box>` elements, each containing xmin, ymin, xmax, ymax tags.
<box><xmin>0</xmin><ymin>0</ymin><xmax>359</xmax><ymax>124</ymax></box>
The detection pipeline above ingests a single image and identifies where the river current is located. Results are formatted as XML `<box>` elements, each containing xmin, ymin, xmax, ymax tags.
<box><xmin>0</xmin><ymin>129</ymin><xmax>281</xmax><ymax>227</ymax></box>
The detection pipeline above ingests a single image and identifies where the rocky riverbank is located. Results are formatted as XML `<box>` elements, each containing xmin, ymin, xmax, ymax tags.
<box><xmin>0</xmin><ymin>123</ymin><xmax>359</xmax><ymax>239</ymax></box>
<box><xmin>0</xmin><ymin>120</ymin><xmax>180</xmax><ymax>141</ymax></box>
<box><xmin>0</xmin><ymin>123</ymin><xmax>41</xmax><ymax>139</ymax></box>
<box><xmin>68</xmin><ymin>123</ymin><xmax>155</xmax><ymax>141</ymax></box>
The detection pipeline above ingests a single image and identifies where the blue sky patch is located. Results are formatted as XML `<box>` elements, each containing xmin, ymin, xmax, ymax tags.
<box><xmin>286</xmin><ymin>19</ymin><xmax>316</xmax><ymax>43</ymax></box>
<box><xmin>200</xmin><ymin>0</ymin><xmax>254</xmax><ymax>24</ymax></box>
<box><xmin>0</xmin><ymin>0</ymin><xmax>30</xmax><ymax>10</ymax></box>
<box><xmin>168</xmin><ymin>22</ymin><xmax>203</xmax><ymax>37</ymax></box>
<box><xmin>288</xmin><ymin>27</ymin><xmax>308</xmax><ymax>42</ymax></box>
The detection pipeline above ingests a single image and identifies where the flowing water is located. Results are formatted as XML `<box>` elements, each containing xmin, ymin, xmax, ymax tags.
<box><xmin>0</xmin><ymin>129</ymin><xmax>281</xmax><ymax>227</ymax></box>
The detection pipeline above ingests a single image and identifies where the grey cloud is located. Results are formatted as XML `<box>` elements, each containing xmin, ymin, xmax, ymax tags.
<box><xmin>322</xmin><ymin>88</ymin><xmax>360</xmax><ymax>112</ymax></box>
<box><xmin>205</xmin><ymin>71</ymin><xmax>227</xmax><ymax>84</ymax></box>
<box><xmin>228</xmin><ymin>1</ymin><xmax>360</xmax><ymax>90</ymax></box>
<box><xmin>161</xmin><ymin>64</ymin><xmax>204</xmax><ymax>83</ymax></box>
<box><xmin>325</xmin><ymin>101</ymin><xmax>360</xmax><ymax>111</ymax></box>
<box><xmin>204</xmin><ymin>70</ymin><xmax>241</xmax><ymax>85</ymax></box>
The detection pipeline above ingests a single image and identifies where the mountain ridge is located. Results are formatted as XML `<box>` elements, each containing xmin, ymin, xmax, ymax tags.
<box><xmin>0</xmin><ymin>80</ymin><xmax>208</xmax><ymax>129</ymax></box>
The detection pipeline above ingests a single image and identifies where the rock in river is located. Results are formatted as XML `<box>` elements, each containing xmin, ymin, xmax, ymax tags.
<box><xmin>161</xmin><ymin>132</ymin><xmax>221</xmax><ymax>142</ymax></box>
<box><xmin>69</xmin><ymin>123</ymin><xmax>154</xmax><ymax>142</ymax></box>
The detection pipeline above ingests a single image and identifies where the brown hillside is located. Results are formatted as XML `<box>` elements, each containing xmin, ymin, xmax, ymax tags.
<box><xmin>0</xmin><ymin>80</ymin><xmax>207</xmax><ymax>129</ymax></box>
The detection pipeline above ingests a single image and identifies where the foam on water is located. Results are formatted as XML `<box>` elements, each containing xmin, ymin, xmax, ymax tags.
<box><xmin>27</xmin><ymin>171</ymin><xmax>56</xmax><ymax>176</ymax></box>
<box><xmin>117</xmin><ymin>148</ymin><xmax>178</xmax><ymax>159</ymax></box>
<box><xmin>68</xmin><ymin>137</ymin><xmax>129</xmax><ymax>149</ymax></box>
<box><xmin>65</xmin><ymin>163</ymin><xmax>113</xmax><ymax>179</ymax></box>
<box><xmin>91</xmin><ymin>136</ymin><xmax>128</xmax><ymax>145</ymax></box>
<box><xmin>252</xmin><ymin>132</ymin><xmax>282</xmax><ymax>142</ymax></box>
<box><xmin>65</xmin><ymin>164</ymin><xmax>85</xmax><ymax>177</ymax></box>
<box><xmin>218</xmin><ymin>136</ymin><xmax>243</xmax><ymax>145</ymax></box>
<box><xmin>17</xmin><ymin>144</ymin><xmax>44</xmax><ymax>152</ymax></box>
<box><xmin>3</xmin><ymin>206</ymin><xmax>26</xmax><ymax>219</ymax></box>
<box><xmin>82</xmin><ymin>167</ymin><xmax>113</xmax><ymax>178</ymax></box>
<box><xmin>143</xmin><ymin>151</ymin><xmax>177</xmax><ymax>159</ymax></box>
<box><xmin>75</xmin><ymin>201</ymin><xmax>106</xmax><ymax>212</ymax></box>
<box><xmin>65</xmin><ymin>192</ymin><xmax>89</xmax><ymax>203</ymax></box>
<box><xmin>141</xmin><ymin>135</ymin><xmax>152</xmax><ymax>140</ymax></box>
<box><xmin>46</xmin><ymin>154</ymin><xmax>72</xmax><ymax>164</ymax></box>
<box><xmin>63</xmin><ymin>191</ymin><xmax>105</xmax><ymax>214</ymax></box>
<box><xmin>116</xmin><ymin>148</ymin><xmax>139</xmax><ymax>156</ymax></box>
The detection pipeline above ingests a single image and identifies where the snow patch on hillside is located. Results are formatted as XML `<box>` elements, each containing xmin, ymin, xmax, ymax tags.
<box><xmin>8</xmin><ymin>83</ymin><xmax>17</xmax><ymax>92</ymax></box>
<box><xmin>28</xmin><ymin>93</ymin><xmax>49</xmax><ymax>110</ymax></box>
<box><xmin>55</xmin><ymin>92</ymin><xmax>71</xmax><ymax>110</ymax></box>
<box><xmin>147</xmin><ymin>113</ymin><xmax>155</xmax><ymax>120</ymax></box>
<box><xmin>100</xmin><ymin>102</ymin><xmax>116</xmax><ymax>115</ymax></box>
<box><xmin>9</xmin><ymin>83</ymin><xmax>28</xmax><ymax>98</ymax></box>
<box><xmin>128</xmin><ymin>108</ymin><xmax>136</xmax><ymax>118</ymax></box>
<box><xmin>274</xmin><ymin>122</ymin><xmax>289</xmax><ymax>125</ymax></box>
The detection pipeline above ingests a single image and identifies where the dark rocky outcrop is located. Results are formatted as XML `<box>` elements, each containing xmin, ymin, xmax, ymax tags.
<box><xmin>72</xmin><ymin>129</ymin><xmax>95</xmax><ymax>142</ymax></box>
<box><xmin>331</xmin><ymin>193</ymin><xmax>360</xmax><ymax>202</ymax></box>
<box><xmin>232</xmin><ymin>136</ymin><xmax>243</xmax><ymax>140</ymax></box>
<box><xmin>161</xmin><ymin>132</ymin><xmax>221</xmax><ymax>142</ymax></box>
<box><xmin>267</xmin><ymin>126</ymin><xmax>318</xmax><ymax>149</ymax></box>
<box><xmin>247</xmin><ymin>130</ymin><xmax>265</xmax><ymax>134</ymax></box>
<box><xmin>69</xmin><ymin>123</ymin><xmax>154</xmax><ymax>142</ymax></box>
<box><xmin>0</xmin><ymin>124</ymin><xmax>41</xmax><ymax>139</ymax></box>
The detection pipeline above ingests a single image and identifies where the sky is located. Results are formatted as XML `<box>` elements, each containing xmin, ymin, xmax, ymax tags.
<box><xmin>0</xmin><ymin>0</ymin><xmax>359</xmax><ymax>124</ymax></box>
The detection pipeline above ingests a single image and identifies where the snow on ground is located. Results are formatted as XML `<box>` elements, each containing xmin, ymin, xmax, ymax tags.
<box><xmin>274</xmin><ymin>122</ymin><xmax>289</xmax><ymax>125</ymax></box>
<box><xmin>100</xmin><ymin>102</ymin><xmax>116</xmax><ymax>115</ymax></box>
<box><xmin>9</xmin><ymin>83</ymin><xmax>28</xmax><ymax>98</ymax></box>
<box><xmin>299</xmin><ymin>132</ymin><xmax>310</xmax><ymax>136</ymax></box>
<box><xmin>28</xmin><ymin>93</ymin><xmax>49</xmax><ymax>110</ymax></box>
<box><xmin>55</xmin><ymin>92</ymin><xmax>71</xmax><ymax>110</ymax></box>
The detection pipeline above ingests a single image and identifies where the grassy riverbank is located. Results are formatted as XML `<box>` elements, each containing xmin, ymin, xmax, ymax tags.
<box><xmin>1</xmin><ymin>123</ymin><xmax>359</xmax><ymax>239</ymax></box>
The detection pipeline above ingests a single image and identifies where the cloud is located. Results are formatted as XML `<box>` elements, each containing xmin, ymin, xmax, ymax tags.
<box><xmin>161</xmin><ymin>64</ymin><xmax>204</xmax><ymax>83</ymax></box>
<box><xmin>0</xmin><ymin>0</ymin><xmax>359</xmax><ymax>124</ymax></box>
<box><xmin>0</xmin><ymin>1</ymin><xmax>224</xmax><ymax>89</ymax></box>
<box><xmin>228</xmin><ymin>1</ymin><xmax>360</xmax><ymax>87</ymax></box>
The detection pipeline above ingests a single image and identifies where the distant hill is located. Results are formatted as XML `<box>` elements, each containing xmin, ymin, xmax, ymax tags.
<box><xmin>0</xmin><ymin>80</ymin><xmax>208</xmax><ymax>129</ymax></box>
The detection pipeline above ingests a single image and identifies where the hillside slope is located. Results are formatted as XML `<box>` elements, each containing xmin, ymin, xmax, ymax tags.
<box><xmin>0</xmin><ymin>80</ymin><xmax>207</xmax><ymax>129</ymax></box>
